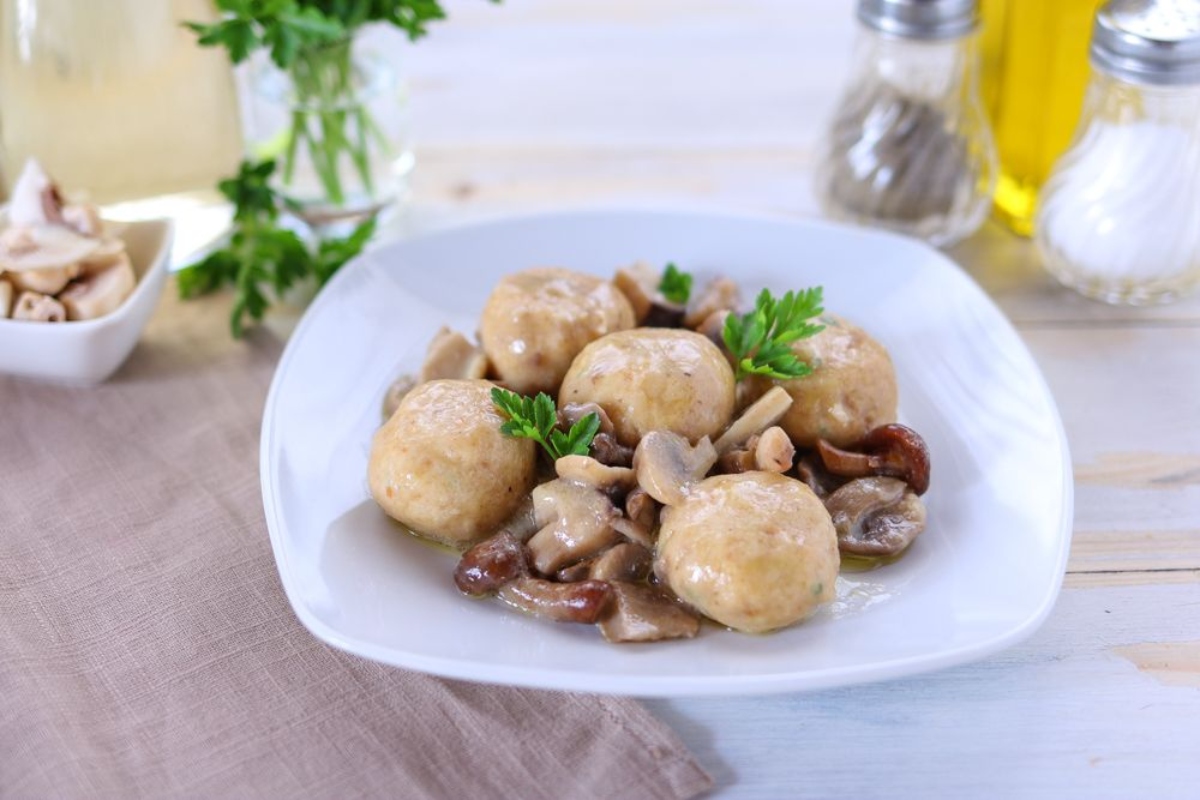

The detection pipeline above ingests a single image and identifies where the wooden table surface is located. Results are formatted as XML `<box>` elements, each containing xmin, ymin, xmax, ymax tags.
<box><xmin>384</xmin><ymin>1</ymin><xmax>1200</xmax><ymax>796</ymax></box>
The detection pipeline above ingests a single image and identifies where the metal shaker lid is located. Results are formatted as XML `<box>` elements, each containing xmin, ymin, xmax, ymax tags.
<box><xmin>856</xmin><ymin>0</ymin><xmax>979</xmax><ymax>40</ymax></box>
<box><xmin>1091</xmin><ymin>0</ymin><xmax>1200</xmax><ymax>85</ymax></box>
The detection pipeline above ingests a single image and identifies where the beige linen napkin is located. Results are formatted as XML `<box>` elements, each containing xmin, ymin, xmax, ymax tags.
<box><xmin>0</xmin><ymin>291</ymin><xmax>711</xmax><ymax>800</ymax></box>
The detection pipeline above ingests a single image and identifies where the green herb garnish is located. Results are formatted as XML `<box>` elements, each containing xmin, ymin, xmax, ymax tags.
<box><xmin>176</xmin><ymin>158</ymin><xmax>375</xmax><ymax>338</ymax></box>
<box><xmin>658</xmin><ymin>262</ymin><xmax>693</xmax><ymax>305</ymax></box>
<box><xmin>491</xmin><ymin>387</ymin><xmax>601</xmax><ymax>461</ymax></box>
<box><xmin>723</xmin><ymin>287</ymin><xmax>826</xmax><ymax>381</ymax></box>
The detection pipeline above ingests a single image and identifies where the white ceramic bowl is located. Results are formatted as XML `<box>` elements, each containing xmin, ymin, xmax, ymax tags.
<box><xmin>0</xmin><ymin>217</ymin><xmax>173</xmax><ymax>385</ymax></box>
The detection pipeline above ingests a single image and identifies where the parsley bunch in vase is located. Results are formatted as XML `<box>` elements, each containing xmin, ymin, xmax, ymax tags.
<box><xmin>189</xmin><ymin>1</ymin><xmax>473</xmax><ymax>229</ymax></box>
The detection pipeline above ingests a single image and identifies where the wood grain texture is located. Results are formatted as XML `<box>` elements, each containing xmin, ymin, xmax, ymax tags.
<box><xmin>387</xmin><ymin>1</ymin><xmax>1200</xmax><ymax>797</ymax></box>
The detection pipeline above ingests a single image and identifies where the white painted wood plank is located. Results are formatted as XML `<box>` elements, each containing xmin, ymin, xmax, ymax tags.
<box><xmin>651</xmin><ymin>580</ymin><xmax>1200</xmax><ymax>799</ymax></box>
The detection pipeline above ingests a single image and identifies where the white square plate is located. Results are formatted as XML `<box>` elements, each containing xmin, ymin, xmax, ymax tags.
<box><xmin>260</xmin><ymin>210</ymin><xmax>1073</xmax><ymax>697</ymax></box>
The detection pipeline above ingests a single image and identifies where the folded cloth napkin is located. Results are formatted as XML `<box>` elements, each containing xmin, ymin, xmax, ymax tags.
<box><xmin>0</xmin><ymin>291</ymin><xmax>711</xmax><ymax>800</ymax></box>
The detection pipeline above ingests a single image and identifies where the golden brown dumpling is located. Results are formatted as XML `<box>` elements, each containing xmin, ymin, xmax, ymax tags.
<box><xmin>368</xmin><ymin>379</ymin><xmax>536</xmax><ymax>546</ymax></box>
<box><xmin>479</xmin><ymin>267</ymin><xmax>635</xmax><ymax>395</ymax></box>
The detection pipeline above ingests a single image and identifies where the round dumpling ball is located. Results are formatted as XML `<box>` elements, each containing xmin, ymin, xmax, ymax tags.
<box><xmin>655</xmin><ymin>472</ymin><xmax>839</xmax><ymax>633</ymax></box>
<box><xmin>479</xmin><ymin>267</ymin><xmax>635</xmax><ymax>395</ymax></box>
<box><xmin>368</xmin><ymin>379</ymin><xmax>536</xmax><ymax>546</ymax></box>
<box><xmin>559</xmin><ymin>328</ymin><xmax>735</xmax><ymax>447</ymax></box>
<box><xmin>751</xmin><ymin>315</ymin><xmax>897</xmax><ymax>448</ymax></box>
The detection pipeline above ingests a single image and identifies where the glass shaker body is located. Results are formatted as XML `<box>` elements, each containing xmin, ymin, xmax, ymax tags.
<box><xmin>815</xmin><ymin>27</ymin><xmax>997</xmax><ymax>247</ymax></box>
<box><xmin>1036</xmin><ymin>73</ymin><xmax>1200</xmax><ymax>304</ymax></box>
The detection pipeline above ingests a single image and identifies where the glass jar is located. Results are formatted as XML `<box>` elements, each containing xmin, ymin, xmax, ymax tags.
<box><xmin>241</xmin><ymin>29</ymin><xmax>413</xmax><ymax>231</ymax></box>
<box><xmin>1036</xmin><ymin>0</ymin><xmax>1200</xmax><ymax>304</ymax></box>
<box><xmin>0</xmin><ymin>0</ymin><xmax>242</xmax><ymax>204</ymax></box>
<box><xmin>815</xmin><ymin>0</ymin><xmax>997</xmax><ymax>247</ymax></box>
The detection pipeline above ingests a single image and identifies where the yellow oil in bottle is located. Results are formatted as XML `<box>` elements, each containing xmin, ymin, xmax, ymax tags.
<box><xmin>980</xmin><ymin>0</ymin><xmax>1100</xmax><ymax>236</ymax></box>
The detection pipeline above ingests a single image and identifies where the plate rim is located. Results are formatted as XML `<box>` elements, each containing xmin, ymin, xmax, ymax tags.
<box><xmin>259</xmin><ymin>207</ymin><xmax>1075</xmax><ymax>697</ymax></box>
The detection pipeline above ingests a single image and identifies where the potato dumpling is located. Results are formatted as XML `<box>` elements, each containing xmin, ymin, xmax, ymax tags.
<box><xmin>368</xmin><ymin>379</ymin><xmax>536</xmax><ymax>546</ymax></box>
<box><xmin>655</xmin><ymin>472</ymin><xmax>839</xmax><ymax>633</ymax></box>
<box><xmin>559</xmin><ymin>328</ymin><xmax>735</xmax><ymax>447</ymax></box>
<box><xmin>479</xmin><ymin>267</ymin><xmax>635</xmax><ymax>395</ymax></box>
<box><xmin>750</xmin><ymin>315</ymin><xmax>897</xmax><ymax>448</ymax></box>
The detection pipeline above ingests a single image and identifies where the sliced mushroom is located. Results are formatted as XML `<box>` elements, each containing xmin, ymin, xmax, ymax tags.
<box><xmin>684</xmin><ymin>276</ymin><xmax>740</xmax><ymax>329</ymax></box>
<box><xmin>589</xmin><ymin>432</ymin><xmax>634</xmax><ymax>468</ymax></box>
<box><xmin>498</xmin><ymin>577</ymin><xmax>614</xmax><ymax>623</ymax></box>
<box><xmin>824</xmin><ymin>476</ymin><xmax>927</xmax><ymax>557</ymax></box>
<box><xmin>5</xmin><ymin>262</ymin><xmax>81</xmax><ymax>296</ymax></box>
<box><xmin>381</xmin><ymin>374</ymin><xmax>417</xmax><ymax>420</ymax></box>
<box><xmin>611</xmin><ymin>487</ymin><xmax>659</xmax><ymax>548</ymax></box>
<box><xmin>0</xmin><ymin>224</ymin><xmax>100</xmax><ymax>273</ymax></box>
<box><xmin>588</xmin><ymin>542</ymin><xmax>653</xmax><ymax>582</ymax></box>
<box><xmin>696</xmin><ymin>309</ymin><xmax>731</xmax><ymax>350</ymax></box>
<box><xmin>7</xmin><ymin>159</ymin><xmax>57</xmax><ymax>227</ymax></box>
<box><xmin>714</xmin><ymin>385</ymin><xmax>794</xmax><ymax>454</ymax></box>
<box><xmin>816</xmin><ymin>423</ymin><xmax>931</xmax><ymax>495</ymax></box>
<box><xmin>493</xmin><ymin>494</ymin><xmax>539</xmax><ymax>542</ymax></box>
<box><xmin>755</xmin><ymin>426</ymin><xmax>795</xmax><ymax>473</ymax></box>
<box><xmin>0</xmin><ymin>279</ymin><xmax>12</xmax><ymax>319</ymax></box>
<box><xmin>632</xmin><ymin>431</ymin><xmax>718</xmax><ymax>507</ymax></box>
<box><xmin>62</xmin><ymin>203</ymin><xmax>103</xmax><ymax>237</ymax></box>
<box><xmin>12</xmin><ymin>291</ymin><xmax>66</xmax><ymax>322</ymax></box>
<box><xmin>560</xmin><ymin>401</ymin><xmax>615</xmax><ymax>435</ymax></box>
<box><xmin>77</xmin><ymin>238</ymin><xmax>129</xmax><ymax>276</ymax></box>
<box><xmin>418</xmin><ymin>327</ymin><xmax>489</xmax><ymax>383</ymax></box>
<box><xmin>793</xmin><ymin>453</ymin><xmax>843</xmax><ymax>499</ymax></box>
<box><xmin>454</xmin><ymin>531</ymin><xmax>529</xmax><ymax>596</ymax></box>
<box><xmin>717</xmin><ymin>438</ymin><xmax>758</xmax><ymax>474</ymax></box>
<box><xmin>526</xmin><ymin>479</ymin><xmax>621</xmax><ymax>574</ymax></box>
<box><xmin>598</xmin><ymin>582</ymin><xmax>701</xmax><ymax>643</ymax></box>
<box><xmin>612</xmin><ymin>262</ymin><xmax>685</xmax><ymax>327</ymax></box>
<box><xmin>58</xmin><ymin>255</ymin><xmax>136</xmax><ymax>320</ymax></box>
<box><xmin>555</xmin><ymin>559</ymin><xmax>595</xmax><ymax>583</ymax></box>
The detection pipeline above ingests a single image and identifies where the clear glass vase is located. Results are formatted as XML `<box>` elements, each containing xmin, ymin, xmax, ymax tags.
<box><xmin>243</xmin><ymin>32</ymin><xmax>413</xmax><ymax>230</ymax></box>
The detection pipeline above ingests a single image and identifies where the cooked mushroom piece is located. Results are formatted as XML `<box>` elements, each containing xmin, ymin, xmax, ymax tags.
<box><xmin>717</xmin><ymin>438</ymin><xmax>758</xmax><ymax>474</ymax></box>
<box><xmin>816</xmin><ymin>423</ymin><xmax>931</xmax><ymax>495</ymax></box>
<box><xmin>454</xmin><ymin>532</ymin><xmax>529</xmax><ymax>596</ymax></box>
<box><xmin>493</xmin><ymin>494</ymin><xmax>539</xmax><ymax>542</ymax></box>
<box><xmin>793</xmin><ymin>453</ymin><xmax>843</xmax><ymax>499</ymax></box>
<box><xmin>824</xmin><ymin>476</ymin><xmax>927</xmax><ymax>557</ymax></box>
<box><xmin>755</xmin><ymin>427</ymin><xmax>795</xmax><ymax>473</ymax></box>
<box><xmin>498</xmin><ymin>577</ymin><xmax>614</xmax><ymax>623</ymax></box>
<box><xmin>58</xmin><ymin>255</ymin><xmax>136</xmax><ymax>320</ymax></box>
<box><xmin>589</xmin><ymin>432</ymin><xmax>634</xmax><ymax>468</ymax></box>
<box><xmin>6</xmin><ymin>263</ymin><xmax>81</xmax><ymax>296</ymax></box>
<box><xmin>419</xmin><ymin>327</ymin><xmax>489</xmax><ymax>383</ymax></box>
<box><xmin>526</xmin><ymin>479</ymin><xmax>621</xmax><ymax>574</ymax></box>
<box><xmin>381</xmin><ymin>374</ymin><xmax>418</xmax><ymax>420</ymax></box>
<box><xmin>12</xmin><ymin>291</ymin><xmax>66</xmax><ymax>322</ymax></box>
<box><xmin>554</xmin><ymin>455</ymin><xmax>637</xmax><ymax>495</ymax></box>
<box><xmin>695</xmin><ymin>309</ymin><xmax>731</xmax><ymax>351</ymax></box>
<box><xmin>611</xmin><ymin>487</ymin><xmax>659</xmax><ymax>548</ymax></box>
<box><xmin>598</xmin><ymin>582</ymin><xmax>701</xmax><ymax>643</ymax></box>
<box><xmin>0</xmin><ymin>279</ymin><xmax>12</xmax><ymax>319</ymax></box>
<box><xmin>684</xmin><ymin>276</ymin><xmax>740</xmax><ymax>329</ymax></box>
<box><xmin>612</xmin><ymin>262</ymin><xmax>686</xmax><ymax>327</ymax></box>
<box><xmin>714</xmin><ymin>386</ymin><xmax>794</xmax><ymax>454</ymax></box>
<box><xmin>588</xmin><ymin>542</ymin><xmax>653</xmax><ymax>582</ymax></box>
<box><xmin>632</xmin><ymin>431</ymin><xmax>718</xmax><ymax>507</ymax></box>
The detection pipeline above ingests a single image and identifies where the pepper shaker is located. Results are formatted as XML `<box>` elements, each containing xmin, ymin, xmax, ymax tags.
<box><xmin>815</xmin><ymin>0</ymin><xmax>997</xmax><ymax>247</ymax></box>
<box><xmin>1036</xmin><ymin>0</ymin><xmax>1200</xmax><ymax>304</ymax></box>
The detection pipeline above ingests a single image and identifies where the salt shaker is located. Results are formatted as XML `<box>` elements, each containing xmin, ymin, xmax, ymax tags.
<box><xmin>815</xmin><ymin>0</ymin><xmax>997</xmax><ymax>247</ymax></box>
<box><xmin>1036</xmin><ymin>0</ymin><xmax>1200</xmax><ymax>304</ymax></box>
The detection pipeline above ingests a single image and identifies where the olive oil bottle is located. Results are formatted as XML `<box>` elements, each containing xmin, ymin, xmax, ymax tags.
<box><xmin>979</xmin><ymin>0</ymin><xmax>1101</xmax><ymax>235</ymax></box>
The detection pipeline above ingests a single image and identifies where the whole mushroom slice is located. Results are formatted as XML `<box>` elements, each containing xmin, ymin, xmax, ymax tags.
<box><xmin>598</xmin><ymin>582</ymin><xmax>701</xmax><ymax>643</ymax></box>
<box><xmin>816</xmin><ymin>423</ymin><xmax>931</xmax><ymax>495</ymax></box>
<box><xmin>824</xmin><ymin>476</ymin><xmax>927</xmax><ymax>557</ymax></box>
<box><xmin>12</xmin><ymin>291</ymin><xmax>66</xmax><ymax>322</ymax></box>
<box><xmin>498</xmin><ymin>577</ymin><xmax>614</xmax><ymax>623</ymax></box>
<box><xmin>554</xmin><ymin>455</ymin><xmax>637</xmax><ymax>495</ymax></box>
<box><xmin>527</xmin><ymin>479</ymin><xmax>621</xmax><ymax>574</ymax></box>
<box><xmin>633</xmin><ymin>431</ymin><xmax>718</xmax><ymax>507</ymax></box>
<box><xmin>418</xmin><ymin>327</ymin><xmax>489</xmax><ymax>383</ymax></box>
<box><xmin>454</xmin><ymin>531</ymin><xmax>529</xmax><ymax>596</ymax></box>
<box><xmin>58</xmin><ymin>255</ymin><xmax>136</xmax><ymax>320</ymax></box>
<box><xmin>714</xmin><ymin>386</ymin><xmax>794</xmax><ymax>455</ymax></box>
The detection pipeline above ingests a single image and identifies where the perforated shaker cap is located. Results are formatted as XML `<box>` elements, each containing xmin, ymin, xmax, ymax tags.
<box><xmin>1091</xmin><ymin>0</ymin><xmax>1200</xmax><ymax>85</ymax></box>
<box><xmin>856</xmin><ymin>0</ymin><xmax>979</xmax><ymax>40</ymax></box>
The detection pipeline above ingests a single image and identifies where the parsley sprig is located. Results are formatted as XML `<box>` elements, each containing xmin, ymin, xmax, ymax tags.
<box><xmin>723</xmin><ymin>287</ymin><xmax>826</xmax><ymax>381</ymax></box>
<box><xmin>490</xmin><ymin>388</ymin><xmax>601</xmax><ymax>461</ymax></box>
<box><xmin>657</xmin><ymin>263</ymin><xmax>693</xmax><ymax>305</ymax></box>
<box><xmin>177</xmin><ymin>159</ymin><xmax>375</xmax><ymax>338</ymax></box>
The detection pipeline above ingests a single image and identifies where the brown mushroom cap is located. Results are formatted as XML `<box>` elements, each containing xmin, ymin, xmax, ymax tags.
<box><xmin>816</xmin><ymin>423</ymin><xmax>931</xmax><ymax>495</ymax></box>
<box><xmin>824</xmin><ymin>476</ymin><xmax>927</xmax><ymax>557</ymax></box>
